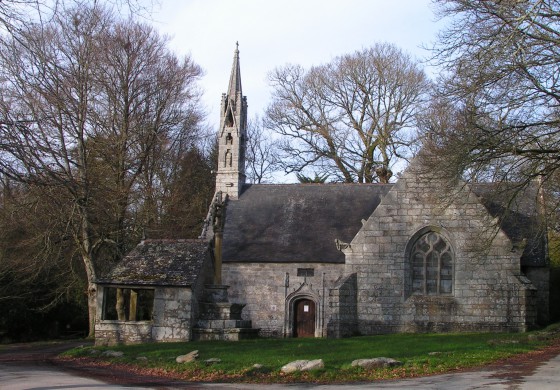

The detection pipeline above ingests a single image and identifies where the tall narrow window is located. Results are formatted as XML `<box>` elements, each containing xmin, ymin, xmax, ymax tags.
<box><xmin>411</xmin><ymin>232</ymin><xmax>453</xmax><ymax>295</ymax></box>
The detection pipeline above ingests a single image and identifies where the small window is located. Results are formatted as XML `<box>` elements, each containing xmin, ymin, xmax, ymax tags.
<box><xmin>297</xmin><ymin>268</ymin><xmax>314</xmax><ymax>277</ymax></box>
<box><xmin>225</xmin><ymin>110</ymin><xmax>234</xmax><ymax>127</ymax></box>
<box><xmin>103</xmin><ymin>287</ymin><xmax>154</xmax><ymax>321</ymax></box>
<box><xmin>411</xmin><ymin>232</ymin><xmax>453</xmax><ymax>295</ymax></box>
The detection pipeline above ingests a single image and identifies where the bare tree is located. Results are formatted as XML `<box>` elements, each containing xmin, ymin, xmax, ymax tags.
<box><xmin>426</xmin><ymin>1</ymin><xmax>560</xmax><ymax>191</ymax></box>
<box><xmin>0</xmin><ymin>4</ymin><xmax>203</xmax><ymax>336</ymax></box>
<box><xmin>90</xmin><ymin>19</ymin><xmax>204</xmax><ymax>253</ymax></box>
<box><xmin>266</xmin><ymin>43</ymin><xmax>429</xmax><ymax>183</ymax></box>
<box><xmin>245</xmin><ymin>117</ymin><xmax>281</xmax><ymax>184</ymax></box>
<box><xmin>0</xmin><ymin>1</ymin><xmax>151</xmax><ymax>36</ymax></box>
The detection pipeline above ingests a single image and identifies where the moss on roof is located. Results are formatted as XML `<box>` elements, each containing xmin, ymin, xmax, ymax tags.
<box><xmin>97</xmin><ymin>239</ymin><xmax>212</xmax><ymax>286</ymax></box>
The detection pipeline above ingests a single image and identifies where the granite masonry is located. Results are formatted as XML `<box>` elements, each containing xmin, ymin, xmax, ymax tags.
<box><xmin>93</xmin><ymin>45</ymin><xmax>549</xmax><ymax>345</ymax></box>
<box><xmin>95</xmin><ymin>240</ymin><xmax>214</xmax><ymax>345</ymax></box>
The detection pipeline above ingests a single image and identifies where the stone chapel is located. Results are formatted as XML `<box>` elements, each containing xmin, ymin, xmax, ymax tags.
<box><xmin>94</xmin><ymin>45</ymin><xmax>550</xmax><ymax>345</ymax></box>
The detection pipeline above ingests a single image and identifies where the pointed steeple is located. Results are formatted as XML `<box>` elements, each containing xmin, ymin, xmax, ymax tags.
<box><xmin>215</xmin><ymin>43</ymin><xmax>248</xmax><ymax>200</ymax></box>
<box><xmin>227</xmin><ymin>42</ymin><xmax>242</xmax><ymax>97</ymax></box>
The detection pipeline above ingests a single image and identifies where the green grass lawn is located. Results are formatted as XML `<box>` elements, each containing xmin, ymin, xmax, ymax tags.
<box><xmin>62</xmin><ymin>325</ymin><xmax>560</xmax><ymax>383</ymax></box>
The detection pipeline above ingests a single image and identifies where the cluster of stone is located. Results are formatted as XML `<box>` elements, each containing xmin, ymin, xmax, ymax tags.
<box><xmin>351</xmin><ymin>357</ymin><xmax>402</xmax><ymax>369</ymax></box>
<box><xmin>280</xmin><ymin>359</ymin><xmax>325</xmax><ymax>373</ymax></box>
<box><xmin>192</xmin><ymin>285</ymin><xmax>258</xmax><ymax>341</ymax></box>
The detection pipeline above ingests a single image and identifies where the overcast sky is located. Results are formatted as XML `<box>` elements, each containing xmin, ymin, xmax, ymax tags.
<box><xmin>148</xmin><ymin>0</ymin><xmax>442</xmax><ymax>131</ymax></box>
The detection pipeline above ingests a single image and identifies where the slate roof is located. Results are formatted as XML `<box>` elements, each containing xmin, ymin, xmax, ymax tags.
<box><xmin>97</xmin><ymin>239</ymin><xmax>211</xmax><ymax>286</ymax></box>
<box><xmin>222</xmin><ymin>182</ymin><xmax>547</xmax><ymax>267</ymax></box>
<box><xmin>222</xmin><ymin>183</ymin><xmax>392</xmax><ymax>263</ymax></box>
<box><xmin>471</xmin><ymin>183</ymin><xmax>547</xmax><ymax>267</ymax></box>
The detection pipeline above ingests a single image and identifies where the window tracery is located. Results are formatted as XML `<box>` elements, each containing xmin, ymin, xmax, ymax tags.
<box><xmin>411</xmin><ymin>231</ymin><xmax>453</xmax><ymax>295</ymax></box>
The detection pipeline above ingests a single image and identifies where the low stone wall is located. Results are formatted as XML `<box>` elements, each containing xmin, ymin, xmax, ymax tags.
<box><xmin>95</xmin><ymin>321</ymin><xmax>152</xmax><ymax>346</ymax></box>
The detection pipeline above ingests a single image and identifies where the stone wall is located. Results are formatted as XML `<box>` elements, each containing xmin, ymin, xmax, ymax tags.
<box><xmin>327</xmin><ymin>273</ymin><xmax>358</xmax><ymax>338</ymax></box>
<box><xmin>222</xmin><ymin>262</ymin><xmax>344</xmax><ymax>337</ymax></box>
<box><xmin>95</xmin><ymin>286</ymin><xmax>195</xmax><ymax>345</ymax></box>
<box><xmin>343</xmin><ymin>163</ymin><xmax>539</xmax><ymax>335</ymax></box>
<box><xmin>151</xmin><ymin>287</ymin><xmax>194</xmax><ymax>342</ymax></box>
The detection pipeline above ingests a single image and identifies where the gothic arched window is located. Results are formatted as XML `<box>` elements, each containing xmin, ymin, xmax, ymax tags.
<box><xmin>411</xmin><ymin>231</ymin><xmax>453</xmax><ymax>295</ymax></box>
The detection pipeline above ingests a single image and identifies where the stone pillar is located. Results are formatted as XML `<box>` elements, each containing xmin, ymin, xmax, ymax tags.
<box><xmin>116</xmin><ymin>288</ymin><xmax>125</xmax><ymax>321</ymax></box>
<box><xmin>212</xmin><ymin>191</ymin><xmax>226</xmax><ymax>285</ymax></box>
<box><xmin>128</xmin><ymin>290</ymin><xmax>138</xmax><ymax>321</ymax></box>
<box><xmin>214</xmin><ymin>232</ymin><xmax>223</xmax><ymax>285</ymax></box>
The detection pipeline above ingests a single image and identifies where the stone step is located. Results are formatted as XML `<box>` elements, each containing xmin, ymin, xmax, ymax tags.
<box><xmin>192</xmin><ymin>327</ymin><xmax>260</xmax><ymax>341</ymax></box>
<box><xmin>196</xmin><ymin>319</ymin><xmax>252</xmax><ymax>329</ymax></box>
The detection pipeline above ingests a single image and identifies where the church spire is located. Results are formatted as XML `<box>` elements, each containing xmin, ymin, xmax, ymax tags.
<box><xmin>215</xmin><ymin>43</ymin><xmax>248</xmax><ymax>200</ymax></box>
<box><xmin>227</xmin><ymin>42</ymin><xmax>242</xmax><ymax>97</ymax></box>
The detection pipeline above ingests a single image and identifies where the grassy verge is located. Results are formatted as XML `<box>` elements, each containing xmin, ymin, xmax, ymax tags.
<box><xmin>61</xmin><ymin>325</ymin><xmax>560</xmax><ymax>383</ymax></box>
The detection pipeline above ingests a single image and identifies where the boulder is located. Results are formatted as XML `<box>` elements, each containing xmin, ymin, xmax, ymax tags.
<box><xmin>351</xmin><ymin>357</ymin><xmax>402</xmax><ymax>370</ymax></box>
<box><xmin>281</xmin><ymin>360</ymin><xmax>308</xmax><ymax>373</ymax></box>
<box><xmin>176</xmin><ymin>350</ymin><xmax>199</xmax><ymax>363</ymax></box>
<box><xmin>302</xmin><ymin>359</ymin><xmax>324</xmax><ymax>371</ymax></box>
<box><xmin>281</xmin><ymin>359</ymin><xmax>324</xmax><ymax>373</ymax></box>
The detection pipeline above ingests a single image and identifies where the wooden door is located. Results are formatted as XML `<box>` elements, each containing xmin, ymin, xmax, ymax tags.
<box><xmin>294</xmin><ymin>299</ymin><xmax>315</xmax><ymax>337</ymax></box>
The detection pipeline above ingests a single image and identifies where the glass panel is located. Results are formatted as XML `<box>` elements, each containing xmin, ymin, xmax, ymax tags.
<box><xmin>411</xmin><ymin>231</ymin><xmax>453</xmax><ymax>295</ymax></box>
<box><xmin>426</xmin><ymin>278</ymin><xmax>437</xmax><ymax>294</ymax></box>
<box><xmin>440</xmin><ymin>279</ymin><xmax>452</xmax><ymax>294</ymax></box>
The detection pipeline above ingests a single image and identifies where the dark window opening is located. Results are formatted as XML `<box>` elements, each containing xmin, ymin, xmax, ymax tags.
<box><xmin>297</xmin><ymin>268</ymin><xmax>314</xmax><ymax>277</ymax></box>
<box><xmin>103</xmin><ymin>287</ymin><xmax>154</xmax><ymax>321</ymax></box>
<box><xmin>225</xmin><ymin>110</ymin><xmax>234</xmax><ymax>127</ymax></box>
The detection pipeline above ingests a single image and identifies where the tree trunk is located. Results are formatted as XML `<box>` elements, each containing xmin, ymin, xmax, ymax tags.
<box><xmin>80</xmin><ymin>214</ymin><xmax>98</xmax><ymax>338</ymax></box>
<box><xmin>87</xmin><ymin>282</ymin><xmax>97</xmax><ymax>338</ymax></box>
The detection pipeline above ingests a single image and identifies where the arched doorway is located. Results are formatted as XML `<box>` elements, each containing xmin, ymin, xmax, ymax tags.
<box><xmin>293</xmin><ymin>298</ymin><xmax>316</xmax><ymax>337</ymax></box>
<box><xmin>284</xmin><ymin>285</ymin><xmax>321</xmax><ymax>338</ymax></box>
